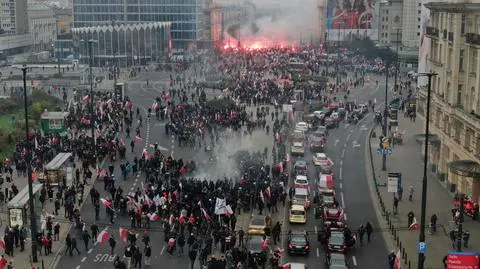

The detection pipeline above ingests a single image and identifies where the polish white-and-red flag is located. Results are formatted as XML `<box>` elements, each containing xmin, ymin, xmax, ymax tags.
<box><xmin>152</xmin><ymin>102</ymin><xmax>160</xmax><ymax>110</ymax></box>
<box><xmin>83</xmin><ymin>95</ymin><xmax>90</xmax><ymax>103</ymax></box>
<box><xmin>394</xmin><ymin>250</ymin><xmax>402</xmax><ymax>269</ymax></box>
<box><xmin>149</xmin><ymin>212</ymin><xmax>160</xmax><ymax>221</ymax></box>
<box><xmin>119</xmin><ymin>227</ymin><xmax>128</xmax><ymax>243</ymax></box>
<box><xmin>262</xmin><ymin>238</ymin><xmax>269</xmax><ymax>249</ymax></box>
<box><xmin>408</xmin><ymin>217</ymin><xmax>420</xmax><ymax>230</ymax></box>
<box><xmin>135</xmin><ymin>135</ymin><xmax>143</xmax><ymax>142</ymax></box>
<box><xmin>100</xmin><ymin>198</ymin><xmax>112</xmax><ymax>207</ymax></box>
<box><xmin>225</xmin><ymin>205</ymin><xmax>233</xmax><ymax>217</ymax></box>
<box><xmin>97</xmin><ymin>229</ymin><xmax>110</xmax><ymax>244</ymax></box>
<box><xmin>142</xmin><ymin>149</ymin><xmax>149</xmax><ymax>159</ymax></box>
<box><xmin>201</xmin><ymin>208</ymin><xmax>211</xmax><ymax>221</ymax></box>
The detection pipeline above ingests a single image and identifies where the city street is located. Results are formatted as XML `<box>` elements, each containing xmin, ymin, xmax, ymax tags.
<box><xmin>50</xmin><ymin>67</ymin><xmax>397</xmax><ymax>269</ymax></box>
<box><xmin>281</xmin><ymin>74</ymin><xmax>393</xmax><ymax>269</ymax></box>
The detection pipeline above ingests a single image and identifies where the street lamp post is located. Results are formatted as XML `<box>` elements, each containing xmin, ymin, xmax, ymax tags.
<box><xmin>22</xmin><ymin>66</ymin><xmax>39</xmax><ymax>263</ymax></box>
<box><xmin>382</xmin><ymin>65</ymin><xmax>389</xmax><ymax>171</ymax></box>
<box><xmin>88</xmin><ymin>40</ymin><xmax>98</xmax><ymax>167</ymax></box>
<box><xmin>417</xmin><ymin>72</ymin><xmax>437</xmax><ymax>269</ymax></box>
<box><xmin>325</xmin><ymin>31</ymin><xmax>329</xmax><ymax>76</ymax></box>
<box><xmin>394</xmin><ymin>28</ymin><xmax>400</xmax><ymax>91</ymax></box>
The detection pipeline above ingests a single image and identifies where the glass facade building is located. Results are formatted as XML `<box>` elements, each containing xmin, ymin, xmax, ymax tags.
<box><xmin>72</xmin><ymin>0</ymin><xmax>204</xmax><ymax>49</ymax></box>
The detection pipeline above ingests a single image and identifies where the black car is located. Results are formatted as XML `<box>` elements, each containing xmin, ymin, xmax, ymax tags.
<box><xmin>287</xmin><ymin>232</ymin><xmax>310</xmax><ymax>255</ymax></box>
<box><xmin>309</xmin><ymin>136</ymin><xmax>325</xmax><ymax>152</ymax></box>
<box><xmin>327</xmin><ymin>230</ymin><xmax>355</xmax><ymax>254</ymax></box>
<box><xmin>293</xmin><ymin>160</ymin><xmax>308</xmax><ymax>176</ymax></box>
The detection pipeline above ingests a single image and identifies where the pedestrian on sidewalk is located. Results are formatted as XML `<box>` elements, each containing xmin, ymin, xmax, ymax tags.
<box><xmin>393</xmin><ymin>196</ymin><xmax>399</xmax><ymax>215</ymax></box>
<box><xmin>408</xmin><ymin>186</ymin><xmax>414</xmax><ymax>201</ymax></box>
<box><xmin>430</xmin><ymin>214</ymin><xmax>437</xmax><ymax>234</ymax></box>
<box><xmin>82</xmin><ymin>230</ymin><xmax>91</xmax><ymax>251</ymax></box>
<box><xmin>65</xmin><ymin>234</ymin><xmax>72</xmax><ymax>256</ymax></box>
<box><xmin>109</xmin><ymin>236</ymin><xmax>116</xmax><ymax>255</ymax></box>
<box><xmin>463</xmin><ymin>230</ymin><xmax>470</xmax><ymax>248</ymax></box>
<box><xmin>407</xmin><ymin>211</ymin><xmax>415</xmax><ymax>227</ymax></box>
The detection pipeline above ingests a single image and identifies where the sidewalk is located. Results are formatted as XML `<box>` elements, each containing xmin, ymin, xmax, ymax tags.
<box><xmin>368</xmin><ymin>114</ymin><xmax>480</xmax><ymax>269</ymax></box>
<box><xmin>0</xmin><ymin>157</ymin><xmax>104</xmax><ymax>269</ymax></box>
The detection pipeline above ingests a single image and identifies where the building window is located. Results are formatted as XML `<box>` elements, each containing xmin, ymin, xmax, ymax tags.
<box><xmin>459</xmin><ymin>49</ymin><xmax>465</xmax><ymax>71</ymax></box>
<box><xmin>457</xmin><ymin>84</ymin><xmax>463</xmax><ymax>108</ymax></box>
<box><xmin>461</xmin><ymin>14</ymin><xmax>466</xmax><ymax>34</ymax></box>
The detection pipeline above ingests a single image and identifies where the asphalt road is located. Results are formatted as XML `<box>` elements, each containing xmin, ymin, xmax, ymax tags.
<box><xmin>281</xmin><ymin>75</ymin><xmax>392</xmax><ymax>269</ymax></box>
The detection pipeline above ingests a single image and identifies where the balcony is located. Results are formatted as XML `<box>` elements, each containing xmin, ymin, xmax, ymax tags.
<box><xmin>426</xmin><ymin>26</ymin><xmax>439</xmax><ymax>38</ymax></box>
<box><xmin>443</xmin><ymin>29</ymin><xmax>447</xmax><ymax>39</ymax></box>
<box><xmin>448</xmin><ymin>32</ymin><xmax>454</xmax><ymax>42</ymax></box>
<box><xmin>465</xmin><ymin>33</ymin><xmax>480</xmax><ymax>46</ymax></box>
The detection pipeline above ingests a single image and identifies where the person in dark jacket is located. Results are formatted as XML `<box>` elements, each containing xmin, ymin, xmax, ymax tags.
<box><xmin>133</xmin><ymin>249</ymin><xmax>142</xmax><ymax>269</ymax></box>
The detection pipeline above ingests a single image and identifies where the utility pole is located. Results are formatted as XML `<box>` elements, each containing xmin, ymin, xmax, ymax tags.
<box><xmin>417</xmin><ymin>73</ymin><xmax>437</xmax><ymax>269</ymax></box>
<box><xmin>394</xmin><ymin>28</ymin><xmax>400</xmax><ymax>91</ymax></box>
<box><xmin>22</xmin><ymin>66</ymin><xmax>38</xmax><ymax>263</ymax></box>
<box><xmin>325</xmin><ymin>31</ymin><xmax>329</xmax><ymax>76</ymax></box>
<box><xmin>382</xmin><ymin>65</ymin><xmax>389</xmax><ymax>171</ymax></box>
<box><xmin>88</xmin><ymin>40</ymin><xmax>97</xmax><ymax>167</ymax></box>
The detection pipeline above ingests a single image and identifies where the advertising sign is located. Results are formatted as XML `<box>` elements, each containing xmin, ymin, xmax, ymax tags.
<box><xmin>447</xmin><ymin>252</ymin><xmax>480</xmax><ymax>269</ymax></box>
<box><xmin>387</xmin><ymin>172</ymin><xmax>402</xmax><ymax>193</ymax></box>
<box><xmin>326</xmin><ymin>0</ymin><xmax>379</xmax><ymax>41</ymax></box>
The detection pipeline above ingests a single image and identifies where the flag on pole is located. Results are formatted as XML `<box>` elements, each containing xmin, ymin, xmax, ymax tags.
<box><xmin>394</xmin><ymin>250</ymin><xmax>402</xmax><ymax>269</ymax></box>
<box><xmin>201</xmin><ymin>208</ymin><xmax>211</xmax><ymax>221</ymax></box>
<box><xmin>83</xmin><ymin>95</ymin><xmax>90</xmax><ymax>103</ymax></box>
<box><xmin>408</xmin><ymin>217</ymin><xmax>420</xmax><ymax>230</ymax></box>
<box><xmin>97</xmin><ymin>229</ymin><xmax>110</xmax><ymax>244</ymax></box>
<box><xmin>100</xmin><ymin>198</ymin><xmax>112</xmax><ymax>207</ymax></box>
<box><xmin>119</xmin><ymin>227</ymin><xmax>128</xmax><ymax>243</ymax></box>
<box><xmin>149</xmin><ymin>212</ymin><xmax>160</xmax><ymax>221</ymax></box>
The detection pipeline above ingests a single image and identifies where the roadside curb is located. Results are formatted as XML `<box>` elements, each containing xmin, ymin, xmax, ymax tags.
<box><xmin>365</xmin><ymin>124</ymin><xmax>413</xmax><ymax>268</ymax></box>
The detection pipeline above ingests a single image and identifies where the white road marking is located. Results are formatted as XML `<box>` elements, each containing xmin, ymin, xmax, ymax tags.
<box><xmin>314</xmin><ymin>225</ymin><xmax>318</xmax><ymax>234</ymax></box>
<box><xmin>316</xmin><ymin>248</ymin><xmax>320</xmax><ymax>257</ymax></box>
<box><xmin>344</xmin><ymin>124</ymin><xmax>349</xmax><ymax>129</ymax></box>
<box><xmin>340</xmin><ymin>160</ymin><xmax>343</xmax><ymax>166</ymax></box>
<box><xmin>346</xmin><ymin>134</ymin><xmax>352</xmax><ymax>141</ymax></box>
<box><xmin>88</xmin><ymin>248</ymin><xmax>93</xmax><ymax>254</ymax></box>
<box><xmin>343</xmin><ymin>143</ymin><xmax>347</xmax><ymax>148</ymax></box>
<box><xmin>352</xmin><ymin>256</ymin><xmax>358</xmax><ymax>266</ymax></box>
<box><xmin>353</xmin><ymin>141</ymin><xmax>361</xmax><ymax>148</ymax></box>
<box><xmin>341</xmin><ymin>149</ymin><xmax>345</xmax><ymax>158</ymax></box>
<box><xmin>339</xmin><ymin>183</ymin><xmax>343</xmax><ymax>189</ymax></box>
<box><xmin>75</xmin><ymin>266</ymin><xmax>81</xmax><ymax>269</ymax></box>
<box><xmin>160</xmin><ymin>245</ymin><xmax>166</xmax><ymax>255</ymax></box>
<box><xmin>133</xmin><ymin>182</ymin><xmax>136</xmax><ymax>186</ymax></box>
<box><xmin>334</xmin><ymin>139</ymin><xmax>339</xmax><ymax>147</ymax></box>
<box><xmin>130</xmin><ymin>187</ymin><xmax>134</xmax><ymax>191</ymax></box>
<box><xmin>341</xmin><ymin>192</ymin><xmax>346</xmax><ymax>208</ymax></box>
<box><xmin>339</xmin><ymin>167</ymin><xmax>343</xmax><ymax>180</ymax></box>
<box><xmin>344</xmin><ymin>213</ymin><xmax>348</xmax><ymax>221</ymax></box>
<box><xmin>81</xmin><ymin>257</ymin><xmax>87</xmax><ymax>262</ymax></box>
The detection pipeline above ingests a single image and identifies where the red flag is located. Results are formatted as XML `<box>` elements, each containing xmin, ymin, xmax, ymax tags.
<box><xmin>263</xmin><ymin>187</ymin><xmax>271</xmax><ymax>198</ymax></box>
<box><xmin>119</xmin><ymin>228</ymin><xmax>128</xmax><ymax>243</ymax></box>
<box><xmin>201</xmin><ymin>208</ymin><xmax>211</xmax><ymax>221</ymax></box>
<box><xmin>143</xmin><ymin>149</ymin><xmax>149</xmax><ymax>159</ymax></box>
<box><xmin>283</xmin><ymin>264</ymin><xmax>291</xmax><ymax>269</ymax></box>
<box><xmin>180</xmin><ymin>166</ymin><xmax>187</xmax><ymax>175</ymax></box>
<box><xmin>408</xmin><ymin>217</ymin><xmax>420</xmax><ymax>230</ymax></box>
<box><xmin>135</xmin><ymin>135</ymin><xmax>143</xmax><ymax>142</ymax></box>
<box><xmin>97</xmin><ymin>229</ymin><xmax>110</xmax><ymax>244</ymax></box>
<box><xmin>394</xmin><ymin>250</ymin><xmax>402</xmax><ymax>269</ymax></box>
<box><xmin>100</xmin><ymin>198</ymin><xmax>112</xmax><ymax>207</ymax></box>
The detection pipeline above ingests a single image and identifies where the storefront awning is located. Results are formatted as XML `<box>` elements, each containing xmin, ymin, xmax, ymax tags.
<box><xmin>448</xmin><ymin>160</ymin><xmax>480</xmax><ymax>178</ymax></box>
<box><xmin>414</xmin><ymin>133</ymin><xmax>440</xmax><ymax>144</ymax></box>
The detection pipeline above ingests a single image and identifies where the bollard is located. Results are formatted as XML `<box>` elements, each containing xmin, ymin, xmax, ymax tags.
<box><xmin>399</xmin><ymin>241</ymin><xmax>402</xmax><ymax>250</ymax></box>
<box><xmin>391</xmin><ymin>226</ymin><xmax>395</xmax><ymax>235</ymax></box>
<box><xmin>396</xmin><ymin>239</ymin><xmax>400</xmax><ymax>247</ymax></box>
<box><xmin>402</xmin><ymin>247</ymin><xmax>405</xmax><ymax>259</ymax></box>
<box><xmin>408</xmin><ymin>260</ymin><xmax>411</xmax><ymax>269</ymax></box>
<box><xmin>393</xmin><ymin>228</ymin><xmax>397</xmax><ymax>237</ymax></box>
<box><xmin>404</xmin><ymin>252</ymin><xmax>408</xmax><ymax>264</ymax></box>
<box><xmin>386</xmin><ymin>213</ymin><xmax>389</xmax><ymax>223</ymax></box>
<box><xmin>396</xmin><ymin>236</ymin><xmax>400</xmax><ymax>243</ymax></box>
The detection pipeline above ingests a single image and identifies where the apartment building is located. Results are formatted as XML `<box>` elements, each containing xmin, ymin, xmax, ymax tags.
<box><xmin>421</xmin><ymin>2</ymin><xmax>480</xmax><ymax>204</ymax></box>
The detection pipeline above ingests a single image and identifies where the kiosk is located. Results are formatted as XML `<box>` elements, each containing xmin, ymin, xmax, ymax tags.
<box><xmin>7</xmin><ymin>183</ymin><xmax>43</xmax><ymax>230</ymax></box>
<box><xmin>44</xmin><ymin>152</ymin><xmax>73</xmax><ymax>186</ymax></box>
<box><xmin>40</xmin><ymin>111</ymin><xmax>70</xmax><ymax>135</ymax></box>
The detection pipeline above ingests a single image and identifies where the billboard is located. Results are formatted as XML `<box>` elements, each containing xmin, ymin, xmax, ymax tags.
<box><xmin>447</xmin><ymin>252</ymin><xmax>479</xmax><ymax>269</ymax></box>
<box><xmin>326</xmin><ymin>0</ymin><xmax>379</xmax><ymax>41</ymax></box>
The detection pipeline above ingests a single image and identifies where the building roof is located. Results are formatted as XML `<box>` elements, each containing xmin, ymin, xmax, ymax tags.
<box><xmin>425</xmin><ymin>2</ymin><xmax>480</xmax><ymax>13</ymax></box>
<box><xmin>41</xmin><ymin>111</ymin><xmax>69</xmax><ymax>119</ymax></box>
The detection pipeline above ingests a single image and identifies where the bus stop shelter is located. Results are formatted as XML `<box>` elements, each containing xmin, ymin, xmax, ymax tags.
<box><xmin>7</xmin><ymin>183</ymin><xmax>43</xmax><ymax>229</ymax></box>
<box><xmin>44</xmin><ymin>152</ymin><xmax>73</xmax><ymax>186</ymax></box>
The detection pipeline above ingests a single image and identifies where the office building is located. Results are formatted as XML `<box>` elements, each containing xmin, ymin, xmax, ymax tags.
<box><xmin>419</xmin><ymin>1</ymin><xmax>480</xmax><ymax>204</ymax></box>
<box><xmin>72</xmin><ymin>0</ymin><xmax>204</xmax><ymax>49</ymax></box>
<box><xmin>29</xmin><ymin>3</ymin><xmax>57</xmax><ymax>51</ymax></box>
<box><xmin>378</xmin><ymin>0</ymin><xmax>421</xmax><ymax>68</ymax></box>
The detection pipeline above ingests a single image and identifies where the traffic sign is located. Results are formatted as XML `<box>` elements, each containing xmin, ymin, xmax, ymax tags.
<box><xmin>376</xmin><ymin>148</ymin><xmax>393</xmax><ymax>155</ymax></box>
<box><xmin>417</xmin><ymin>242</ymin><xmax>427</xmax><ymax>254</ymax></box>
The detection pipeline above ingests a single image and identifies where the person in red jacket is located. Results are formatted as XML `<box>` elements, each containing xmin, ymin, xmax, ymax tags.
<box><xmin>0</xmin><ymin>255</ymin><xmax>7</xmax><ymax>269</ymax></box>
